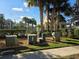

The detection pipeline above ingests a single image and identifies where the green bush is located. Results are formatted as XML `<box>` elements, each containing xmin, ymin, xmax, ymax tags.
<box><xmin>31</xmin><ymin>31</ymin><xmax>37</xmax><ymax>34</ymax></box>
<box><xmin>74</xmin><ymin>28</ymin><xmax>79</xmax><ymax>38</ymax></box>
<box><xmin>59</xmin><ymin>29</ymin><xmax>66</xmax><ymax>37</ymax></box>
<box><xmin>43</xmin><ymin>31</ymin><xmax>52</xmax><ymax>37</ymax></box>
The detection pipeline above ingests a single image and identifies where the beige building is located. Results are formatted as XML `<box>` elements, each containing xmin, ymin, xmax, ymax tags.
<box><xmin>43</xmin><ymin>16</ymin><xmax>48</xmax><ymax>30</ymax></box>
<box><xmin>43</xmin><ymin>16</ymin><xmax>51</xmax><ymax>31</ymax></box>
<box><xmin>43</xmin><ymin>16</ymin><xmax>66</xmax><ymax>31</ymax></box>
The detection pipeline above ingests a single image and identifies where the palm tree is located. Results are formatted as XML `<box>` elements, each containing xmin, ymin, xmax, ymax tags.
<box><xmin>26</xmin><ymin>0</ymin><xmax>72</xmax><ymax>42</ymax></box>
<box><xmin>22</xmin><ymin>17</ymin><xmax>30</xmax><ymax>33</ymax></box>
<box><xmin>30</xmin><ymin>18</ymin><xmax>33</xmax><ymax>30</ymax></box>
<box><xmin>31</xmin><ymin>18</ymin><xmax>36</xmax><ymax>29</ymax></box>
<box><xmin>45</xmin><ymin>1</ymin><xmax>50</xmax><ymax>31</ymax></box>
<box><xmin>33</xmin><ymin>19</ymin><xmax>37</xmax><ymax>31</ymax></box>
<box><xmin>30</xmin><ymin>18</ymin><xmax>37</xmax><ymax>32</ymax></box>
<box><xmin>19</xmin><ymin>21</ymin><xmax>26</xmax><ymax>29</ymax></box>
<box><xmin>26</xmin><ymin>0</ymin><xmax>44</xmax><ymax>33</ymax></box>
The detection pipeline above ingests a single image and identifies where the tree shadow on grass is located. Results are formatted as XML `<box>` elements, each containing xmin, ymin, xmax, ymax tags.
<box><xmin>72</xmin><ymin>37</ymin><xmax>79</xmax><ymax>40</ymax></box>
<box><xmin>67</xmin><ymin>39</ymin><xmax>79</xmax><ymax>42</ymax></box>
<box><xmin>21</xmin><ymin>50</ymin><xmax>61</xmax><ymax>59</ymax></box>
<box><xmin>0</xmin><ymin>46</ymin><xmax>29</xmax><ymax>55</ymax></box>
<box><xmin>61</xmin><ymin>39</ymin><xmax>79</xmax><ymax>45</ymax></box>
<box><xmin>37</xmin><ymin>42</ymin><xmax>49</xmax><ymax>47</ymax></box>
<box><xmin>0</xmin><ymin>50</ymin><xmax>62</xmax><ymax>59</ymax></box>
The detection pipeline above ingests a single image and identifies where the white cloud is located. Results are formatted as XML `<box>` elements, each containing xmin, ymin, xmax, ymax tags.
<box><xmin>12</xmin><ymin>8</ymin><xmax>23</xmax><ymax>12</ymax></box>
<box><xmin>20</xmin><ymin>16</ymin><xmax>24</xmax><ymax>19</ymax></box>
<box><xmin>27</xmin><ymin>16</ymin><xmax>33</xmax><ymax>19</ymax></box>
<box><xmin>24</xmin><ymin>2</ymin><xmax>28</xmax><ymax>7</ymax></box>
<box><xmin>24</xmin><ymin>2</ymin><xmax>31</xmax><ymax>12</ymax></box>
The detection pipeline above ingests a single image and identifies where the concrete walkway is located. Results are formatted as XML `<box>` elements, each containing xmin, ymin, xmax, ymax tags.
<box><xmin>0</xmin><ymin>46</ymin><xmax>79</xmax><ymax>59</ymax></box>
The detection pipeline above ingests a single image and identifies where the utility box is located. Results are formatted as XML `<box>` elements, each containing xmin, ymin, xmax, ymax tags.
<box><xmin>27</xmin><ymin>34</ymin><xmax>37</xmax><ymax>45</ymax></box>
<box><xmin>6</xmin><ymin>35</ymin><xmax>18</xmax><ymax>47</ymax></box>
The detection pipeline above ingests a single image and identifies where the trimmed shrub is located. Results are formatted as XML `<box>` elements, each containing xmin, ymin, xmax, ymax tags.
<box><xmin>43</xmin><ymin>31</ymin><xmax>52</xmax><ymax>37</ymax></box>
<box><xmin>73</xmin><ymin>28</ymin><xmax>79</xmax><ymax>38</ymax></box>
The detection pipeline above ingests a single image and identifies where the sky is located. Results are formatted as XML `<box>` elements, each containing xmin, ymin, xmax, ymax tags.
<box><xmin>0</xmin><ymin>0</ymin><xmax>76</xmax><ymax>24</ymax></box>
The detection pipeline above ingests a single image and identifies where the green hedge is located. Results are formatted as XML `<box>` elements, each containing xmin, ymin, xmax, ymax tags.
<box><xmin>74</xmin><ymin>28</ymin><xmax>79</xmax><ymax>38</ymax></box>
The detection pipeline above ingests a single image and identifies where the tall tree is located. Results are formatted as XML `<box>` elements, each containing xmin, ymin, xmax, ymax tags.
<box><xmin>46</xmin><ymin>0</ymin><xmax>50</xmax><ymax>31</ymax></box>
<box><xmin>26</xmin><ymin>0</ymin><xmax>72</xmax><ymax>42</ymax></box>
<box><xmin>22</xmin><ymin>17</ymin><xmax>30</xmax><ymax>32</ymax></box>
<box><xmin>26</xmin><ymin>0</ymin><xmax>44</xmax><ymax>33</ymax></box>
<box><xmin>31</xmin><ymin>18</ymin><xmax>36</xmax><ymax>29</ymax></box>
<box><xmin>52</xmin><ymin>0</ymin><xmax>71</xmax><ymax>42</ymax></box>
<box><xmin>30</xmin><ymin>18</ymin><xmax>37</xmax><ymax>32</ymax></box>
<box><xmin>43</xmin><ymin>0</ymin><xmax>72</xmax><ymax>42</ymax></box>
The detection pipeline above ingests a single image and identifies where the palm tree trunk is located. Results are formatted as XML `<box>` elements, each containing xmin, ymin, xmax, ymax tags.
<box><xmin>52</xmin><ymin>9</ymin><xmax>55</xmax><ymax>31</ymax></box>
<box><xmin>46</xmin><ymin>3</ymin><xmax>50</xmax><ymax>31</ymax></box>
<box><xmin>32</xmin><ymin>23</ymin><xmax>33</xmax><ymax>31</ymax></box>
<box><xmin>27</xmin><ymin>23</ymin><xmax>29</xmax><ymax>33</ymax></box>
<box><xmin>55</xmin><ymin>11</ymin><xmax>61</xmax><ymax>42</ymax></box>
<box><xmin>25</xmin><ymin>22</ymin><xmax>27</xmax><ymax>33</ymax></box>
<box><xmin>38</xmin><ymin>0</ymin><xmax>43</xmax><ymax>33</ymax></box>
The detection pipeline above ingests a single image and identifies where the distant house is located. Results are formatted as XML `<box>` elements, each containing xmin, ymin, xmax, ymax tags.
<box><xmin>4</xmin><ymin>19</ymin><xmax>13</xmax><ymax>29</ymax></box>
<box><xmin>0</xmin><ymin>19</ymin><xmax>13</xmax><ymax>29</ymax></box>
<box><xmin>0</xmin><ymin>14</ymin><xmax>14</xmax><ymax>29</ymax></box>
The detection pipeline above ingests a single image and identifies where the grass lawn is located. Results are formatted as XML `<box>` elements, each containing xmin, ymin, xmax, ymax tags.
<box><xmin>61</xmin><ymin>37</ymin><xmax>79</xmax><ymax>45</ymax></box>
<box><xmin>1</xmin><ymin>37</ymin><xmax>79</xmax><ymax>54</ymax></box>
<box><xmin>24</xmin><ymin>37</ymin><xmax>79</xmax><ymax>52</ymax></box>
<box><xmin>26</xmin><ymin>43</ymin><xmax>72</xmax><ymax>51</ymax></box>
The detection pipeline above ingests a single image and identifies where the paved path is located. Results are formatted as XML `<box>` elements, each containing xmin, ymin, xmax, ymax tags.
<box><xmin>0</xmin><ymin>46</ymin><xmax>79</xmax><ymax>59</ymax></box>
